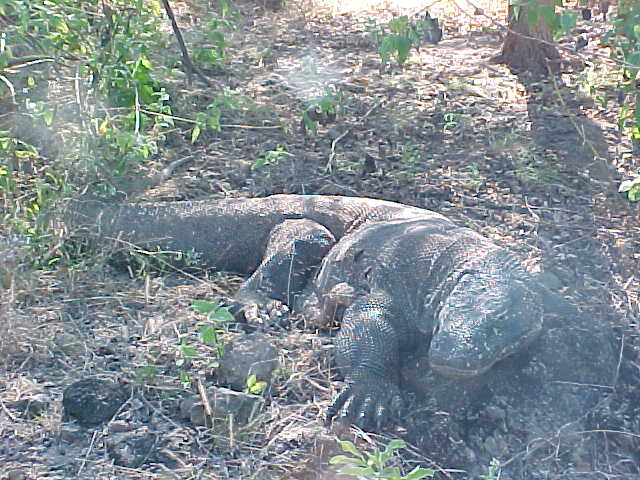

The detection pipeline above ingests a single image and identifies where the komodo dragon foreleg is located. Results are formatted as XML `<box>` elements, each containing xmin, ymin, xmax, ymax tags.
<box><xmin>232</xmin><ymin>219</ymin><xmax>335</xmax><ymax>320</ymax></box>
<box><xmin>327</xmin><ymin>290</ymin><xmax>410</xmax><ymax>431</ymax></box>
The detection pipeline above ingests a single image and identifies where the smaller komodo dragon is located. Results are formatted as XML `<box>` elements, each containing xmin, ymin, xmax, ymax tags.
<box><xmin>67</xmin><ymin>194</ymin><xmax>546</xmax><ymax>431</ymax></box>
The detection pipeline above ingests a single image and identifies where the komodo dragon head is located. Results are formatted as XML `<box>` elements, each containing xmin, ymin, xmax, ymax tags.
<box><xmin>428</xmin><ymin>267</ymin><xmax>543</xmax><ymax>378</ymax></box>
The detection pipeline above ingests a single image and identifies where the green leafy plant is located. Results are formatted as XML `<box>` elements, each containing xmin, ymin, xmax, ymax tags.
<box><xmin>619</xmin><ymin>176</ymin><xmax>640</xmax><ymax>202</ymax></box>
<box><xmin>443</xmin><ymin>112</ymin><xmax>458</xmax><ymax>131</ymax></box>
<box><xmin>401</xmin><ymin>143</ymin><xmax>420</xmax><ymax>168</ymax></box>
<box><xmin>330</xmin><ymin>439</ymin><xmax>434</xmax><ymax>480</ymax></box>
<box><xmin>125</xmin><ymin>246</ymin><xmax>201</xmax><ymax>276</ymax></box>
<box><xmin>367</xmin><ymin>15</ymin><xmax>440</xmax><ymax>69</ymax></box>
<box><xmin>135</xmin><ymin>365</ymin><xmax>159</xmax><ymax>384</ymax></box>
<box><xmin>378</xmin><ymin>17</ymin><xmax>414</xmax><ymax>67</ymax></box>
<box><xmin>245</xmin><ymin>373</ymin><xmax>267</xmax><ymax>395</ymax></box>
<box><xmin>605</xmin><ymin>2</ymin><xmax>640</xmax><ymax>143</ymax></box>
<box><xmin>461</xmin><ymin>163</ymin><xmax>486</xmax><ymax>191</ymax></box>
<box><xmin>175</xmin><ymin>299</ymin><xmax>233</xmax><ymax>388</ymax></box>
<box><xmin>482</xmin><ymin>458</ymin><xmax>501</xmax><ymax>480</ymax></box>
<box><xmin>251</xmin><ymin>145</ymin><xmax>294</xmax><ymax>170</ymax></box>
<box><xmin>0</xmin><ymin>132</ymin><xmax>66</xmax><ymax>267</ymax></box>
<box><xmin>302</xmin><ymin>87</ymin><xmax>343</xmax><ymax>134</ymax></box>
<box><xmin>514</xmin><ymin>0</ymin><xmax>578</xmax><ymax>36</ymax></box>
<box><xmin>0</xmin><ymin>1</ymin><xmax>245</xmax><ymax>272</ymax></box>
<box><xmin>0</xmin><ymin>0</ymin><xmax>175</xmax><ymax>189</ymax></box>
<box><xmin>176</xmin><ymin>342</ymin><xmax>199</xmax><ymax>388</ymax></box>
<box><xmin>193</xmin><ymin>299</ymin><xmax>233</xmax><ymax>358</ymax></box>
<box><xmin>193</xmin><ymin>17</ymin><xmax>236</xmax><ymax>72</ymax></box>
<box><xmin>192</xmin><ymin>89</ymin><xmax>242</xmax><ymax>142</ymax></box>
<box><xmin>513</xmin><ymin>149</ymin><xmax>564</xmax><ymax>185</ymax></box>
<box><xmin>217</xmin><ymin>0</ymin><xmax>236</xmax><ymax>19</ymax></box>
<box><xmin>516</xmin><ymin>0</ymin><xmax>640</xmax><ymax>144</ymax></box>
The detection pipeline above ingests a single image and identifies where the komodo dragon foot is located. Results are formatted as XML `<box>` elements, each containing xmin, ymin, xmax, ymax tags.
<box><xmin>231</xmin><ymin>218</ymin><xmax>335</xmax><ymax>325</ymax></box>
<box><xmin>327</xmin><ymin>377</ymin><xmax>404</xmax><ymax>431</ymax></box>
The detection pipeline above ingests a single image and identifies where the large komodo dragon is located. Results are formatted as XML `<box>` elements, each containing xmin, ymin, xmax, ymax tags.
<box><xmin>69</xmin><ymin>194</ymin><xmax>548</xmax><ymax>431</ymax></box>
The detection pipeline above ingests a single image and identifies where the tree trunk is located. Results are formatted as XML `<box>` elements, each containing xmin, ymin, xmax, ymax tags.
<box><xmin>498</xmin><ymin>0</ymin><xmax>561</xmax><ymax>76</ymax></box>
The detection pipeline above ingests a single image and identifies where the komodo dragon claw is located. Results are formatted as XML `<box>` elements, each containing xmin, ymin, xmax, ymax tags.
<box><xmin>327</xmin><ymin>379</ymin><xmax>403</xmax><ymax>431</ymax></box>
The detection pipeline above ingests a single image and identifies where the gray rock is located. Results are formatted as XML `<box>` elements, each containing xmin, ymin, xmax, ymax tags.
<box><xmin>63</xmin><ymin>378</ymin><xmax>127</xmax><ymax>425</ymax></box>
<box><xmin>180</xmin><ymin>387</ymin><xmax>265</xmax><ymax>427</ymax></box>
<box><xmin>106</xmin><ymin>427</ymin><xmax>159</xmax><ymax>468</ymax></box>
<box><xmin>216</xmin><ymin>333</ymin><xmax>278</xmax><ymax>390</ymax></box>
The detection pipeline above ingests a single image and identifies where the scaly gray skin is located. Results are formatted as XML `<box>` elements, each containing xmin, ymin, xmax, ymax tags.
<box><xmin>67</xmin><ymin>194</ymin><xmax>544</xmax><ymax>431</ymax></box>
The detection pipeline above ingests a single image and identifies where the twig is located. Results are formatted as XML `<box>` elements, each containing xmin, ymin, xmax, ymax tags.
<box><xmin>139</xmin><ymin>108</ymin><xmax>282</xmax><ymax>130</ymax></box>
<box><xmin>0</xmin><ymin>75</ymin><xmax>15</xmax><ymax>104</ymax></box>
<box><xmin>614</xmin><ymin>332</ymin><xmax>624</xmax><ymax>388</ymax></box>
<box><xmin>160</xmin><ymin>0</ymin><xmax>212</xmax><ymax>87</ymax></box>
<box><xmin>325</xmin><ymin>100</ymin><xmax>383</xmax><ymax>173</ymax></box>
<box><xmin>77</xmin><ymin>429</ymin><xmax>100</xmax><ymax>476</ymax></box>
<box><xmin>196</xmin><ymin>375</ymin><xmax>214</xmax><ymax>428</ymax></box>
<box><xmin>0</xmin><ymin>398</ymin><xmax>17</xmax><ymax>422</ymax></box>
<box><xmin>73</xmin><ymin>63</ymin><xmax>83</xmax><ymax>117</ymax></box>
<box><xmin>1</xmin><ymin>56</ymin><xmax>55</xmax><ymax>72</ymax></box>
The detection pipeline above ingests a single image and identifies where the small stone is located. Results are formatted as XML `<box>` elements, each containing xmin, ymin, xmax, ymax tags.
<box><xmin>484</xmin><ymin>435</ymin><xmax>508</xmax><ymax>456</ymax></box>
<box><xmin>485</xmin><ymin>405</ymin><xmax>505</xmax><ymax>422</ymax></box>
<box><xmin>179</xmin><ymin>396</ymin><xmax>197</xmax><ymax>420</ymax></box>
<box><xmin>184</xmin><ymin>387</ymin><xmax>265</xmax><ymax>427</ymax></box>
<box><xmin>59</xmin><ymin>426</ymin><xmax>87</xmax><ymax>443</ymax></box>
<box><xmin>217</xmin><ymin>333</ymin><xmax>278</xmax><ymax>390</ymax></box>
<box><xmin>106</xmin><ymin>428</ymin><xmax>158</xmax><ymax>468</ymax></box>
<box><xmin>6</xmin><ymin>469</ymin><xmax>27</xmax><ymax>480</ymax></box>
<box><xmin>108</xmin><ymin>420</ymin><xmax>135</xmax><ymax>433</ymax></box>
<box><xmin>16</xmin><ymin>395</ymin><xmax>49</xmax><ymax>418</ymax></box>
<box><xmin>63</xmin><ymin>378</ymin><xmax>127</xmax><ymax>425</ymax></box>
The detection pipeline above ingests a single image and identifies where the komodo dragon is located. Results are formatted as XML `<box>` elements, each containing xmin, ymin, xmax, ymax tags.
<box><xmin>68</xmin><ymin>194</ymin><xmax>545</xmax><ymax>431</ymax></box>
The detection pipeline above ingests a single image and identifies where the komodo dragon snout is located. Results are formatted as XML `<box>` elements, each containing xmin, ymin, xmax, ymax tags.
<box><xmin>429</xmin><ymin>272</ymin><xmax>544</xmax><ymax>377</ymax></box>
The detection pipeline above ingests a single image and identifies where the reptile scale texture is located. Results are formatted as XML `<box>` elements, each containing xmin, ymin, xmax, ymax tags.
<box><xmin>68</xmin><ymin>194</ymin><xmax>545</xmax><ymax>431</ymax></box>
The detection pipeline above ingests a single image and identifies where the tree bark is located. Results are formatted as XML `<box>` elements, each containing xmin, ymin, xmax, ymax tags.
<box><xmin>498</xmin><ymin>0</ymin><xmax>561</xmax><ymax>76</ymax></box>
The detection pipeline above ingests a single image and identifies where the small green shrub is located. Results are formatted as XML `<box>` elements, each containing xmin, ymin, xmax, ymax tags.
<box><xmin>175</xmin><ymin>299</ymin><xmax>233</xmax><ymax>387</ymax></box>
<box><xmin>125</xmin><ymin>246</ymin><xmax>202</xmax><ymax>276</ymax></box>
<box><xmin>606</xmin><ymin>3</ymin><xmax>640</xmax><ymax>144</ymax></box>
<box><xmin>244</xmin><ymin>374</ymin><xmax>267</xmax><ymax>395</ymax></box>
<box><xmin>522</xmin><ymin>1</ymin><xmax>640</xmax><ymax>144</ymax></box>
<box><xmin>193</xmin><ymin>17</ymin><xmax>236</xmax><ymax>72</ymax></box>
<box><xmin>330</xmin><ymin>439</ymin><xmax>434</xmax><ymax>480</ymax></box>
<box><xmin>302</xmin><ymin>87</ymin><xmax>343</xmax><ymax>134</ymax></box>
<box><xmin>193</xmin><ymin>299</ymin><xmax>233</xmax><ymax>358</ymax></box>
<box><xmin>366</xmin><ymin>14</ymin><xmax>441</xmax><ymax>69</ymax></box>
<box><xmin>251</xmin><ymin>145</ymin><xmax>293</xmax><ymax>171</ymax></box>
<box><xmin>482</xmin><ymin>458</ymin><xmax>501</xmax><ymax>480</ymax></box>
<box><xmin>192</xmin><ymin>89</ymin><xmax>243</xmax><ymax>142</ymax></box>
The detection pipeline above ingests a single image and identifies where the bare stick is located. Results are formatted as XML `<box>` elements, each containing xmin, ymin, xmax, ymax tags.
<box><xmin>160</xmin><ymin>0</ymin><xmax>212</xmax><ymax>87</ymax></box>
<box><xmin>196</xmin><ymin>375</ymin><xmax>214</xmax><ymax>427</ymax></box>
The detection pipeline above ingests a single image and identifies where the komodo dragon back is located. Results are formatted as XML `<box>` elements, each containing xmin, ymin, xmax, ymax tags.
<box><xmin>66</xmin><ymin>194</ymin><xmax>544</xmax><ymax>431</ymax></box>
<box><xmin>66</xmin><ymin>194</ymin><xmax>427</xmax><ymax>273</ymax></box>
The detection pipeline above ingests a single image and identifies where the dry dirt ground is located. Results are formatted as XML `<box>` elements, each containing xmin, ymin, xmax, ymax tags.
<box><xmin>1</xmin><ymin>0</ymin><xmax>640</xmax><ymax>479</ymax></box>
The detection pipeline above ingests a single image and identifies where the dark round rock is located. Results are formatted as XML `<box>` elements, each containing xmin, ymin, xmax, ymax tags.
<box><xmin>63</xmin><ymin>378</ymin><xmax>127</xmax><ymax>425</ymax></box>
